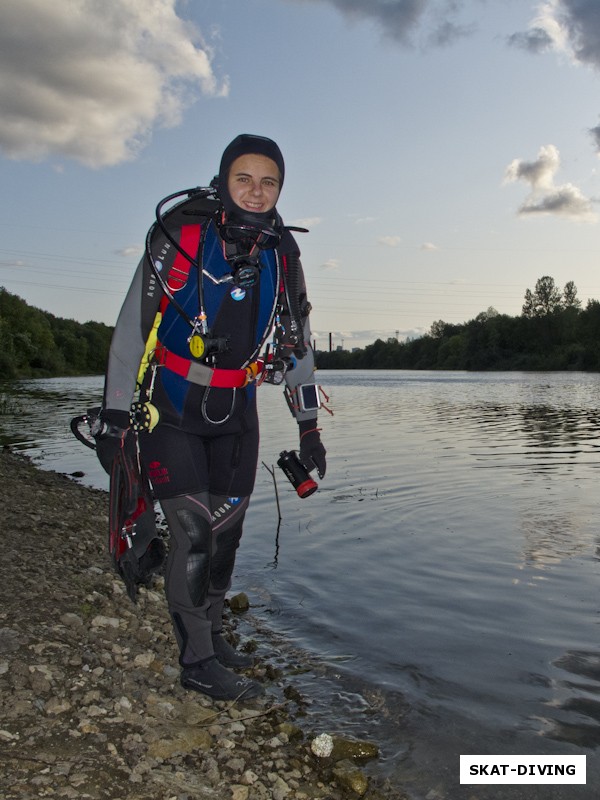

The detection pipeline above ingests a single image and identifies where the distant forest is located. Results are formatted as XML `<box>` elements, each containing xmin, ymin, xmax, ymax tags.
<box><xmin>2</xmin><ymin>276</ymin><xmax>600</xmax><ymax>380</ymax></box>
<box><xmin>0</xmin><ymin>287</ymin><xmax>114</xmax><ymax>378</ymax></box>
<box><xmin>315</xmin><ymin>277</ymin><xmax>600</xmax><ymax>372</ymax></box>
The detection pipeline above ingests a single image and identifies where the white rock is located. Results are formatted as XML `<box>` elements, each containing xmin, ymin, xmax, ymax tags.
<box><xmin>310</xmin><ymin>733</ymin><xmax>334</xmax><ymax>758</ymax></box>
<box><xmin>240</xmin><ymin>769</ymin><xmax>259</xmax><ymax>786</ymax></box>
<box><xmin>91</xmin><ymin>615</ymin><xmax>120</xmax><ymax>629</ymax></box>
<box><xmin>45</xmin><ymin>697</ymin><xmax>72</xmax><ymax>715</ymax></box>
<box><xmin>133</xmin><ymin>652</ymin><xmax>155</xmax><ymax>668</ymax></box>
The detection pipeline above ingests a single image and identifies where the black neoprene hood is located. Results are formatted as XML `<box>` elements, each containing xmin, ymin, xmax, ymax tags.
<box><xmin>218</xmin><ymin>134</ymin><xmax>285</xmax><ymax>216</ymax></box>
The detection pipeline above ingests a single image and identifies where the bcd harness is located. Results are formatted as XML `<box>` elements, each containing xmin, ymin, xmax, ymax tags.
<box><xmin>133</xmin><ymin>187</ymin><xmax>313</xmax><ymax>430</ymax></box>
<box><xmin>138</xmin><ymin>221</ymin><xmax>268</xmax><ymax>392</ymax></box>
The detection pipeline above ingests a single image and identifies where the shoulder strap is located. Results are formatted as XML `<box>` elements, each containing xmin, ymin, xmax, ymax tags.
<box><xmin>166</xmin><ymin>224</ymin><xmax>202</xmax><ymax>292</ymax></box>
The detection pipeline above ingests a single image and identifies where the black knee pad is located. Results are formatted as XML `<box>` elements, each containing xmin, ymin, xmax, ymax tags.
<box><xmin>211</xmin><ymin>518</ymin><xmax>244</xmax><ymax>591</ymax></box>
<box><xmin>175</xmin><ymin>508</ymin><xmax>212</xmax><ymax>607</ymax></box>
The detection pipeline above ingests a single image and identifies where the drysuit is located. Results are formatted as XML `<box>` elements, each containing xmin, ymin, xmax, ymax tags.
<box><xmin>99</xmin><ymin>136</ymin><xmax>325</xmax><ymax>679</ymax></box>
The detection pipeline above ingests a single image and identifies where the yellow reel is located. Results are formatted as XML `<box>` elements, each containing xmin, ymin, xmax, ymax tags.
<box><xmin>130</xmin><ymin>402</ymin><xmax>160</xmax><ymax>432</ymax></box>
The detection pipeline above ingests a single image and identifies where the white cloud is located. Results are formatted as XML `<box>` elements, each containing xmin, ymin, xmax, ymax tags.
<box><xmin>420</xmin><ymin>242</ymin><xmax>439</xmax><ymax>251</ymax></box>
<box><xmin>115</xmin><ymin>246</ymin><xmax>143</xmax><ymax>258</ymax></box>
<box><xmin>540</xmin><ymin>0</ymin><xmax>600</xmax><ymax>69</ymax></box>
<box><xmin>0</xmin><ymin>258</ymin><xmax>27</xmax><ymax>267</ymax></box>
<box><xmin>0</xmin><ymin>0</ymin><xmax>228</xmax><ymax>168</ymax></box>
<box><xmin>508</xmin><ymin>1</ymin><xmax>569</xmax><ymax>54</ymax></box>
<box><xmin>510</xmin><ymin>1</ymin><xmax>600</xmax><ymax>74</ymax></box>
<box><xmin>291</xmin><ymin>216</ymin><xmax>323</xmax><ymax>229</ymax></box>
<box><xmin>504</xmin><ymin>144</ymin><xmax>597</xmax><ymax>222</ymax></box>
<box><xmin>505</xmin><ymin>144</ymin><xmax>559</xmax><ymax>191</ymax></box>
<box><xmin>378</xmin><ymin>235</ymin><xmax>402</xmax><ymax>247</ymax></box>
<box><xmin>320</xmin><ymin>258</ymin><xmax>341</xmax><ymax>271</ymax></box>
<box><xmin>509</xmin><ymin>2</ymin><xmax>600</xmax><ymax>155</ymax></box>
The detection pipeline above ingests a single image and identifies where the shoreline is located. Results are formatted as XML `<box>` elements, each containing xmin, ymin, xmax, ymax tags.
<box><xmin>0</xmin><ymin>448</ymin><xmax>409</xmax><ymax>800</ymax></box>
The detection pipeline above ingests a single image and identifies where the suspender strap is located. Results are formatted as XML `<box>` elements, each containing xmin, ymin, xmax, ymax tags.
<box><xmin>155</xmin><ymin>344</ymin><xmax>263</xmax><ymax>388</ymax></box>
<box><xmin>166</xmin><ymin>225</ymin><xmax>202</xmax><ymax>292</ymax></box>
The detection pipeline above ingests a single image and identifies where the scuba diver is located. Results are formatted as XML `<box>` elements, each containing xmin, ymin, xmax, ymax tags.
<box><xmin>95</xmin><ymin>134</ymin><xmax>326</xmax><ymax>701</ymax></box>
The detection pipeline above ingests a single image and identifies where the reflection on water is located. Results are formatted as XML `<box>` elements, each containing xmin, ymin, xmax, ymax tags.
<box><xmin>1</xmin><ymin>370</ymin><xmax>599</xmax><ymax>798</ymax></box>
<box><xmin>546</xmin><ymin>650</ymin><xmax>600</xmax><ymax>749</ymax></box>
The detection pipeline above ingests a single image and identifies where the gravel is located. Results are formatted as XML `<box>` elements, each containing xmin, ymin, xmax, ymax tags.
<box><xmin>0</xmin><ymin>447</ymin><xmax>410</xmax><ymax>800</ymax></box>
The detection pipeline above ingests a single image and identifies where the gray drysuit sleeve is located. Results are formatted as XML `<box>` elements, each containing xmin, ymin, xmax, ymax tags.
<box><xmin>103</xmin><ymin>249</ymin><xmax>163</xmax><ymax>415</ymax></box>
<box><xmin>278</xmin><ymin>249</ymin><xmax>319</xmax><ymax>424</ymax></box>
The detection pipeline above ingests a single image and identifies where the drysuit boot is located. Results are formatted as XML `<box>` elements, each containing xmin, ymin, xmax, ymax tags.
<box><xmin>212</xmin><ymin>632</ymin><xmax>253</xmax><ymax>669</ymax></box>
<box><xmin>180</xmin><ymin>656</ymin><xmax>263</xmax><ymax>700</ymax></box>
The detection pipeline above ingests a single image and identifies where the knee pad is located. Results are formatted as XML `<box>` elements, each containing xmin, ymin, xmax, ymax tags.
<box><xmin>211</xmin><ymin>520</ymin><xmax>243</xmax><ymax>591</ymax></box>
<box><xmin>210</xmin><ymin>496</ymin><xmax>249</xmax><ymax>591</ymax></box>
<box><xmin>175</xmin><ymin>508</ymin><xmax>212</xmax><ymax>607</ymax></box>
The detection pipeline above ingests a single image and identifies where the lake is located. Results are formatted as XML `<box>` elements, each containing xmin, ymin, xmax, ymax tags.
<box><xmin>1</xmin><ymin>370</ymin><xmax>599</xmax><ymax>799</ymax></box>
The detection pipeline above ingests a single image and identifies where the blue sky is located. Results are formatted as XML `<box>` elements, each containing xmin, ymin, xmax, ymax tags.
<box><xmin>1</xmin><ymin>0</ymin><xmax>600</xmax><ymax>350</ymax></box>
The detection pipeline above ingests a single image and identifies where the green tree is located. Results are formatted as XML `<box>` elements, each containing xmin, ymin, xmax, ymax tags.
<box><xmin>0</xmin><ymin>287</ymin><xmax>113</xmax><ymax>378</ymax></box>
<box><xmin>563</xmin><ymin>280</ymin><xmax>581</xmax><ymax>310</ymax></box>
<box><xmin>522</xmin><ymin>276</ymin><xmax>563</xmax><ymax>317</ymax></box>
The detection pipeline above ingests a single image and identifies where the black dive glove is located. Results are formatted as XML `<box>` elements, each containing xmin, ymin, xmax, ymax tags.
<box><xmin>93</xmin><ymin>409</ymin><xmax>131</xmax><ymax>475</ymax></box>
<box><xmin>298</xmin><ymin>420</ymin><xmax>326</xmax><ymax>479</ymax></box>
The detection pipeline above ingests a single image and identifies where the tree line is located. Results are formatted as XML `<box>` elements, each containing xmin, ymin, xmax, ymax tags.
<box><xmin>316</xmin><ymin>277</ymin><xmax>600</xmax><ymax>372</ymax></box>
<box><xmin>0</xmin><ymin>287</ymin><xmax>113</xmax><ymax>378</ymax></box>
<box><xmin>2</xmin><ymin>276</ymin><xmax>600</xmax><ymax>379</ymax></box>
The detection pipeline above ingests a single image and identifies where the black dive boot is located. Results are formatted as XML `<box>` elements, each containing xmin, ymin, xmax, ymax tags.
<box><xmin>212</xmin><ymin>631</ymin><xmax>254</xmax><ymax>669</ymax></box>
<box><xmin>181</xmin><ymin>656</ymin><xmax>263</xmax><ymax>700</ymax></box>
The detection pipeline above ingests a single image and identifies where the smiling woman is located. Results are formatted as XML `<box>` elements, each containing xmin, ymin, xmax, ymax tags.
<box><xmin>227</xmin><ymin>154</ymin><xmax>282</xmax><ymax>214</ymax></box>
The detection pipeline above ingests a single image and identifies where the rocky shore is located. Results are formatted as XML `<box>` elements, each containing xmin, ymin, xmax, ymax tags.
<box><xmin>0</xmin><ymin>449</ymin><xmax>410</xmax><ymax>800</ymax></box>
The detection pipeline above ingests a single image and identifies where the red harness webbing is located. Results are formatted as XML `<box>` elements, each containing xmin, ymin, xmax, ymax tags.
<box><xmin>154</xmin><ymin>223</ymin><xmax>265</xmax><ymax>388</ymax></box>
<box><xmin>155</xmin><ymin>344</ymin><xmax>263</xmax><ymax>388</ymax></box>
<box><xmin>166</xmin><ymin>224</ymin><xmax>202</xmax><ymax>292</ymax></box>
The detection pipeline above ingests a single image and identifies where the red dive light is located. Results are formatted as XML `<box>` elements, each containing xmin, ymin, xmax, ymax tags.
<box><xmin>277</xmin><ymin>450</ymin><xmax>318</xmax><ymax>498</ymax></box>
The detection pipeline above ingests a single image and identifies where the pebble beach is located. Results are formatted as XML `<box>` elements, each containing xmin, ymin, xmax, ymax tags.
<box><xmin>0</xmin><ymin>448</ymin><xmax>410</xmax><ymax>800</ymax></box>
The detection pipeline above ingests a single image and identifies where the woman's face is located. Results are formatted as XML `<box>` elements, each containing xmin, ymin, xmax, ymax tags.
<box><xmin>227</xmin><ymin>153</ymin><xmax>281</xmax><ymax>214</ymax></box>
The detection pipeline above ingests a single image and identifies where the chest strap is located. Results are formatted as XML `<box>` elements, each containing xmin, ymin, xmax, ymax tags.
<box><xmin>155</xmin><ymin>344</ymin><xmax>262</xmax><ymax>388</ymax></box>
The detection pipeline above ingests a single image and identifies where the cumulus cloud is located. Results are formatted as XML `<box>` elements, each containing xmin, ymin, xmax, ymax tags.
<box><xmin>509</xmin><ymin>1</ymin><xmax>600</xmax><ymax>69</ymax></box>
<box><xmin>507</xmin><ymin>1</ymin><xmax>568</xmax><ymax>54</ymax></box>
<box><xmin>506</xmin><ymin>27</ymin><xmax>555</xmax><ymax>54</ymax></box>
<box><xmin>504</xmin><ymin>144</ymin><xmax>597</xmax><ymax>221</ymax></box>
<box><xmin>545</xmin><ymin>0</ymin><xmax>600</xmax><ymax>69</ymax></box>
<box><xmin>505</xmin><ymin>1</ymin><xmax>600</xmax><ymax>159</ymax></box>
<box><xmin>290</xmin><ymin>0</ymin><xmax>475</xmax><ymax>47</ymax></box>
<box><xmin>0</xmin><ymin>0</ymin><xmax>227</xmax><ymax>168</ymax></box>
<box><xmin>378</xmin><ymin>235</ymin><xmax>402</xmax><ymax>247</ymax></box>
<box><xmin>505</xmin><ymin>143</ymin><xmax>559</xmax><ymax>191</ymax></box>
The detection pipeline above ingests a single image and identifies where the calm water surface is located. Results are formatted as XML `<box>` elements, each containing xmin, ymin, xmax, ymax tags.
<box><xmin>1</xmin><ymin>370</ymin><xmax>599</xmax><ymax>799</ymax></box>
